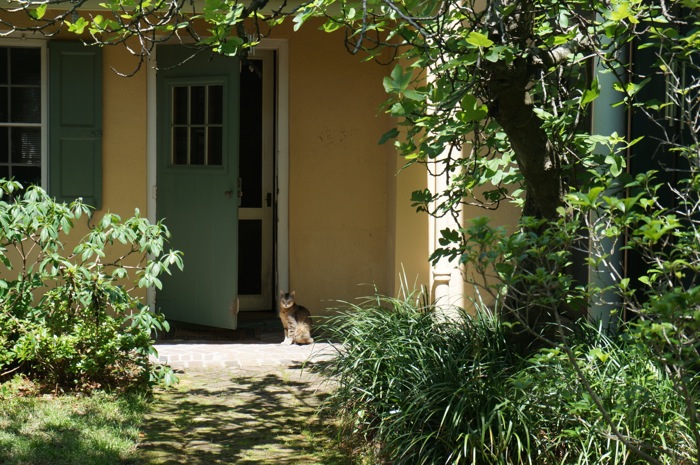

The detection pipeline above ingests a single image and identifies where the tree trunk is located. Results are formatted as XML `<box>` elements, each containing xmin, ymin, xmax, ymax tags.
<box><xmin>486</xmin><ymin>57</ymin><xmax>567</xmax><ymax>352</ymax></box>
<box><xmin>487</xmin><ymin>58</ymin><xmax>563</xmax><ymax>220</ymax></box>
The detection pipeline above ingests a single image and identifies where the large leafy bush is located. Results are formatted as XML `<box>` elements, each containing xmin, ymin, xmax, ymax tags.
<box><xmin>0</xmin><ymin>180</ymin><xmax>181</xmax><ymax>391</ymax></box>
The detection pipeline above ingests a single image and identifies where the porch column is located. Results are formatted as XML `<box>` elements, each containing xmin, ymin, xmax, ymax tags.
<box><xmin>428</xmin><ymin>153</ymin><xmax>466</xmax><ymax>316</ymax></box>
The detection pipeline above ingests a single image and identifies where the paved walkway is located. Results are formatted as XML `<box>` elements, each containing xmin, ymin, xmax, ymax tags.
<box><xmin>152</xmin><ymin>330</ymin><xmax>339</xmax><ymax>370</ymax></box>
<box><xmin>140</xmin><ymin>331</ymin><xmax>350</xmax><ymax>464</ymax></box>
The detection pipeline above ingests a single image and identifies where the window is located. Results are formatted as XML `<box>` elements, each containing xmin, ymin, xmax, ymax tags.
<box><xmin>0</xmin><ymin>45</ymin><xmax>43</xmax><ymax>188</ymax></box>
<box><xmin>171</xmin><ymin>84</ymin><xmax>224</xmax><ymax>166</ymax></box>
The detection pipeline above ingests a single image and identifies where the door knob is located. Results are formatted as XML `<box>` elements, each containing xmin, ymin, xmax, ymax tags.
<box><xmin>224</xmin><ymin>190</ymin><xmax>233</xmax><ymax>199</ymax></box>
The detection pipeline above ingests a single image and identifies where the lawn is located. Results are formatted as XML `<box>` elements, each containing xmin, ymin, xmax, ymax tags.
<box><xmin>0</xmin><ymin>377</ymin><xmax>148</xmax><ymax>465</ymax></box>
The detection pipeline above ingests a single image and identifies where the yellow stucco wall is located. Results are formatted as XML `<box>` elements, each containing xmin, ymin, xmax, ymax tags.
<box><xmin>101</xmin><ymin>47</ymin><xmax>148</xmax><ymax>218</ymax></box>
<box><xmin>270</xmin><ymin>20</ymin><xmax>398</xmax><ymax>314</ymax></box>
<box><xmin>389</xmin><ymin>158</ymin><xmax>430</xmax><ymax>296</ymax></box>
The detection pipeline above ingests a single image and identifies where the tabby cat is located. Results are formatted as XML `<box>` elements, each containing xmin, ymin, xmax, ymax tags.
<box><xmin>279</xmin><ymin>291</ymin><xmax>314</xmax><ymax>345</ymax></box>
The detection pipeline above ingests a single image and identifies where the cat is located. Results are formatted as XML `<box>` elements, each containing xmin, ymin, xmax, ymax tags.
<box><xmin>279</xmin><ymin>290</ymin><xmax>314</xmax><ymax>345</ymax></box>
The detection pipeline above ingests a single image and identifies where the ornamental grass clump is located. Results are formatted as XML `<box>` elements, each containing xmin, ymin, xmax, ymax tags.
<box><xmin>0</xmin><ymin>180</ymin><xmax>181</xmax><ymax>391</ymax></box>
<box><xmin>320</xmin><ymin>292</ymin><xmax>697</xmax><ymax>464</ymax></box>
<box><xmin>320</xmin><ymin>291</ymin><xmax>533</xmax><ymax>464</ymax></box>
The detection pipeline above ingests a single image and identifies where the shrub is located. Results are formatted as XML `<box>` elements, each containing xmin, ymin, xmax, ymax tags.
<box><xmin>515</xmin><ymin>329</ymin><xmax>696</xmax><ymax>464</ymax></box>
<box><xmin>321</xmin><ymin>292</ymin><xmax>697</xmax><ymax>464</ymax></box>
<box><xmin>320</xmin><ymin>291</ymin><xmax>533</xmax><ymax>464</ymax></box>
<box><xmin>0</xmin><ymin>180</ymin><xmax>181</xmax><ymax>391</ymax></box>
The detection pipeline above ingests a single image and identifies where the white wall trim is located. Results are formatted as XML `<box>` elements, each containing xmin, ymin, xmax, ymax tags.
<box><xmin>259</xmin><ymin>38</ymin><xmax>290</xmax><ymax>296</ymax></box>
<box><xmin>146</xmin><ymin>51</ymin><xmax>157</xmax><ymax>311</ymax></box>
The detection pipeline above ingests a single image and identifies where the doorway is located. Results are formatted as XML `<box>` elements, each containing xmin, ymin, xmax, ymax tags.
<box><xmin>148</xmin><ymin>42</ymin><xmax>287</xmax><ymax>330</ymax></box>
<box><xmin>238</xmin><ymin>50</ymin><xmax>276</xmax><ymax>312</ymax></box>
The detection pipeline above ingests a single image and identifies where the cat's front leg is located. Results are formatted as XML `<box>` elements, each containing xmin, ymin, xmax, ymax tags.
<box><xmin>287</xmin><ymin>317</ymin><xmax>299</xmax><ymax>345</ymax></box>
<box><xmin>281</xmin><ymin>323</ymin><xmax>294</xmax><ymax>345</ymax></box>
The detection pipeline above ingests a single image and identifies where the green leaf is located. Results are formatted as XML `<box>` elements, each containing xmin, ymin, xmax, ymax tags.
<box><xmin>30</xmin><ymin>4</ymin><xmax>47</xmax><ymax>19</ymax></box>
<box><xmin>609</xmin><ymin>2</ymin><xmax>639</xmax><ymax>24</ymax></box>
<box><xmin>321</xmin><ymin>20</ymin><xmax>342</xmax><ymax>33</ymax></box>
<box><xmin>391</xmin><ymin>64</ymin><xmax>411</xmax><ymax>91</ymax></box>
<box><xmin>605</xmin><ymin>153</ymin><xmax>626</xmax><ymax>177</ymax></box>
<box><xmin>581</xmin><ymin>78</ymin><xmax>600</xmax><ymax>106</ymax></box>
<box><xmin>66</xmin><ymin>17</ymin><xmax>90</xmax><ymax>34</ymax></box>
<box><xmin>459</xmin><ymin>94</ymin><xmax>488</xmax><ymax>122</ymax></box>
<box><xmin>378</xmin><ymin>127</ymin><xmax>400</xmax><ymax>145</ymax></box>
<box><xmin>465</xmin><ymin>31</ymin><xmax>493</xmax><ymax>48</ymax></box>
<box><xmin>403</xmin><ymin>89</ymin><xmax>425</xmax><ymax>101</ymax></box>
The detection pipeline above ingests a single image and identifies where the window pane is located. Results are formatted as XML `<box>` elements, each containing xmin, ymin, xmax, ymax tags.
<box><xmin>190</xmin><ymin>86</ymin><xmax>205</xmax><ymax>125</ymax></box>
<box><xmin>173</xmin><ymin>86</ymin><xmax>188</xmax><ymax>125</ymax></box>
<box><xmin>208</xmin><ymin>85</ymin><xmax>223</xmax><ymax>124</ymax></box>
<box><xmin>190</xmin><ymin>127</ymin><xmax>205</xmax><ymax>165</ymax></box>
<box><xmin>13</xmin><ymin>165</ymin><xmax>41</xmax><ymax>187</ymax></box>
<box><xmin>0</xmin><ymin>49</ymin><xmax>7</xmax><ymax>86</ymax></box>
<box><xmin>238</xmin><ymin>219</ymin><xmax>262</xmax><ymax>294</ymax></box>
<box><xmin>11</xmin><ymin>127</ymin><xmax>41</xmax><ymax>164</ymax></box>
<box><xmin>10</xmin><ymin>48</ymin><xmax>40</xmax><ymax>85</ymax></box>
<box><xmin>208</xmin><ymin>127</ymin><xmax>222</xmax><ymax>166</ymax></box>
<box><xmin>0</xmin><ymin>47</ymin><xmax>42</xmax><ymax>186</ymax></box>
<box><xmin>0</xmin><ymin>87</ymin><xmax>7</xmax><ymax>123</ymax></box>
<box><xmin>0</xmin><ymin>166</ymin><xmax>8</xmax><ymax>180</ymax></box>
<box><xmin>172</xmin><ymin>127</ymin><xmax>188</xmax><ymax>165</ymax></box>
<box><xmin>0</xmin><ymin>127</ymin><xmax>7</xmax><ymax>163</ymax></box>
<box><xmin>11</xmin><ymin>87</ymin><xmax>40</xmax><ymax>123</ymax></box>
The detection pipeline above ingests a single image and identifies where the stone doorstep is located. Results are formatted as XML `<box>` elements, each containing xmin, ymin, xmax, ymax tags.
<box><xmin>151</xmin><ymin>342</ymin><xmax>339</xmax><ymax>369</ymax></box>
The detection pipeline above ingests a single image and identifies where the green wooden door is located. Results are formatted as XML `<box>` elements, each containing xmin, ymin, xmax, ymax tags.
<box><xmin>156</xmin><ymin>45</ymin><xmax>240</xmax><ymax>329</ymax></box>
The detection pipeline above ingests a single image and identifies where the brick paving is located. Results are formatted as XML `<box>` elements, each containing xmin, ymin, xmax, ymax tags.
<box><xmin>139</xmin><ymin>329</ymin><xmax>348</xmax><ymax>464</ymax></box>
<box><xmin>152</xmin><ymin>330</ymin><xmax>339</xmax><ymax>370</ymax></box>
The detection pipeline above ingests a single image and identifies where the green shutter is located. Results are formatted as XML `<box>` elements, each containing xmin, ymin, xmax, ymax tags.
<box><xmin>48</xmin><ymin>41</ymin><xmax>103</xmax><ymax>209</ymax></box>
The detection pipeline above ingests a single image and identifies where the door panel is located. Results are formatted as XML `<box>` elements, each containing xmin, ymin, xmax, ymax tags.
<box><xmin>238</xmin><ymin>50</ymin><xmax>275</xmax><ymax>311</ymax></box>
<box><xmin>156</xmin><ymin>46</ymin><xmax>240</xmax><ymax>329</ymax></box>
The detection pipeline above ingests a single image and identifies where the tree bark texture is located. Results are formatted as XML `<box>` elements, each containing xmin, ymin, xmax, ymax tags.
<box><xmin>487</xmin><ymin>58</ymin><xmax>564</xmax><ymax>220</ymax></box>
<box><xmin>485</xmin><ymin>56</ymin><xmax>568</xmax><ymax>352</ymax></box>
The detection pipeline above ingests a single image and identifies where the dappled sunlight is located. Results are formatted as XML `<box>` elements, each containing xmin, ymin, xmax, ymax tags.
<box><xmin>137</xmin><ymin>367</ymin><xmax>350</xmax><ymax>465</ymax></box>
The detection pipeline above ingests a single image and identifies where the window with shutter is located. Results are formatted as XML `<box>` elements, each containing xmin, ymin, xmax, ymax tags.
<box><xmin>0</xmin><ymin>44</ymin><xmax>44</xmax><ymax>189</ymax></box>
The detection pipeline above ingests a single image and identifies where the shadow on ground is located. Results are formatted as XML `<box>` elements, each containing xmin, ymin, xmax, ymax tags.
<box><xmin>136</xmin><ymin>364</ymin><xmax>351</xmax><ymax>465</ymax></box>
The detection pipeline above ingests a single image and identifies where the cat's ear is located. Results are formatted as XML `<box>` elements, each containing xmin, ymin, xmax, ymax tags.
<box><xmin>291</xmin><ymin>291</ymin><xmax>296</xmax><ymax>298</ymax></box>
<box><xmin>280</xmin><ymin>290</ymin><xmax>284</xmax><ymax>297</ymax></box>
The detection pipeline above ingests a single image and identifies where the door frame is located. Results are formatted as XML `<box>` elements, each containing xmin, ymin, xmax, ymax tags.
<box><xmin>146</xmin><ymin>38</ymin><xmax>290</xmax><ymax>313</ymax></box>
<box><xmin>238</xmin><ymin>49</ymin><xmax>275</xmax><ymax>311</ymax></box>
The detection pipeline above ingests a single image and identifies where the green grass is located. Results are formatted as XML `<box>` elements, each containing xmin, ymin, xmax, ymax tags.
<box><xmin>0</xmin><ymin>376</ymin><xmax>149</xmax><ymax>465</ymax></box>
